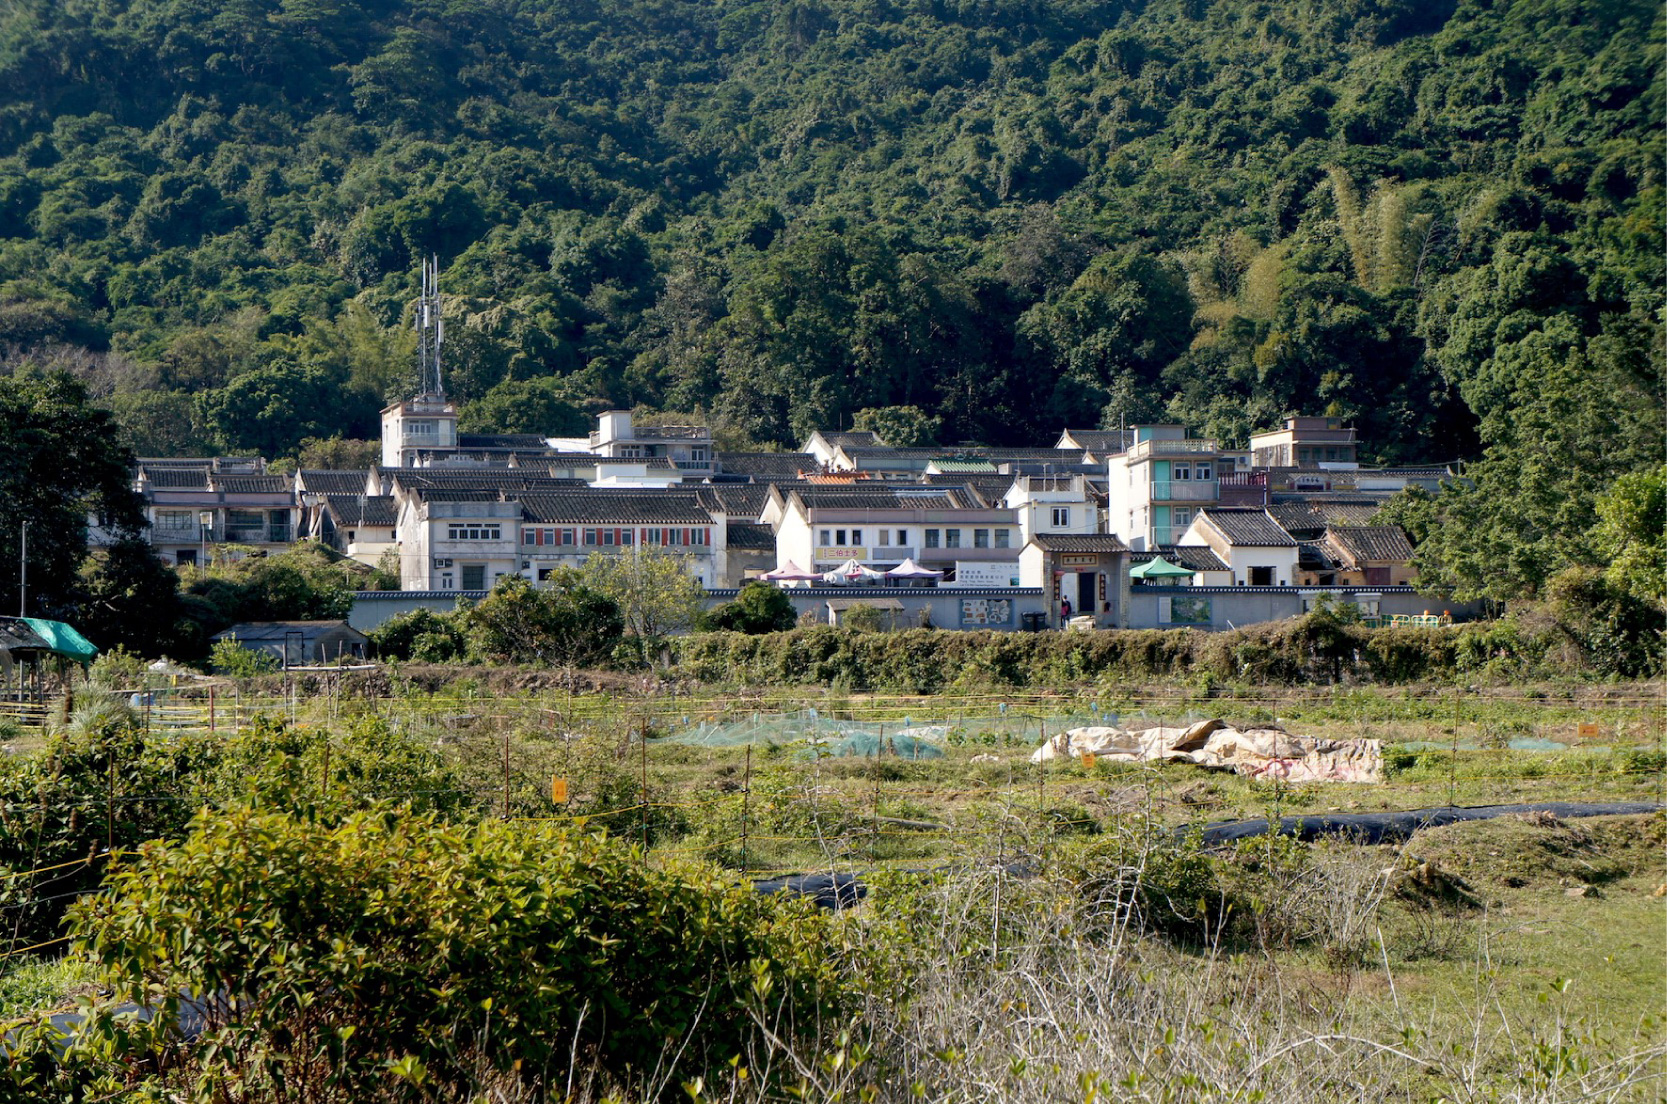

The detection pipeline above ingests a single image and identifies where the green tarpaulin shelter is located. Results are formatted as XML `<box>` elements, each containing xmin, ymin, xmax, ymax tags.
<box><xmin>20</xmin><ymin>619</ymin><xmax>99</xmax><ymax>664</ymax></box>
<box><xmin>1130</xmin><ymin>557</ymin><xmax>1195</xmax><ymax>581</ymax></box>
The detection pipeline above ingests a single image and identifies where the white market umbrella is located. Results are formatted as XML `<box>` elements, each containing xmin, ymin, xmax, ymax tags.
<box><xmin>883</xmin><ymin>557</ymin><xmax>943</xmax><ymax>579</ymax></box>
<box><xmin>763</xmin><ymin>560</ymin><xmax>822</xmax><ymax>581</ymax></box>
<box><xmin>822</xmin><ymin>560</ymin><xmax>884</xmax><ymax>585</ymax></box>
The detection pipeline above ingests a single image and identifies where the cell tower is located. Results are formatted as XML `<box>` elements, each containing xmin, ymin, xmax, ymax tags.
<box><xmin>415</xmin><ymin>255</ymin><xmax>445</xmax><ymax>398</ymax></box>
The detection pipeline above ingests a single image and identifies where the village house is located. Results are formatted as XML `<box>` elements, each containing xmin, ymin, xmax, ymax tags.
<box><xmin>1176</xmin><ymin>507</ymin><xmax>1300</xmax><ymax>587</ymax></box>
<box><xmin>1317</xmin><ymin>525</ymin><xmax>1417</xmax><ymax>586</ymax></box>
<box><xmin>1103</xmin><ymin>426</ymin><xmax>1232</xmax><ymax>551</ymax></box>
<box><xmin>762</xmin><ymin>484</ymin><xmax>1021</xmax><ymax>584</ymax></box>
<box><xmin>1017</xmin><ymin>533</ymin><xmax>1131</xmax><ymax>627</ymax></box>
<box><xmin>589</xmin><ymin>411</ymin><xmax>713</xmax><ymax>476</ymax></box>
<box><xmin>1248</xmin><ymin>415</ymin><xmax>1358</xmax><ymax>468</ymax></box>
<box><xmin>515</xmin><ymin>490</ymin><xmax>729</xmax><ymax>589</ymax></box>
<box><xmin>134</xmin><ymin>459</ymin><xmax>298</xmax><ymax>566</ymax></box>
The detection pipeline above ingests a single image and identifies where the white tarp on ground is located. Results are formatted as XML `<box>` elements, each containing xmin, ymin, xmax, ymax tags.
<box><xmin>1029</xmin><ymin>718</ymin><xmax>1383</xmax><ymax>783</ymax></box>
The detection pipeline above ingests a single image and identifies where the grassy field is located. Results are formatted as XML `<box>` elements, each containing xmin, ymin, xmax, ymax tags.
<box><xmin>0</xmin><ymin>677</ymin><xmax>1659</xmax><ymax>1100</ymax></box>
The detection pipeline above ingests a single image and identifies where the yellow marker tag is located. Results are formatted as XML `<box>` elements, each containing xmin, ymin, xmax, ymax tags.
<box><xmin>550</xmin><ymin>777</ymin><xmax>569</xmax><ymax>804</ymax></box>
<box><xmin>1080</xmin><ymin>753</ymin><xmax>1096</xmax><ymax>770</ymax></box>
<box><xmin>1577</xmin><ymin>722</ymin><xmax>1600</xmax><ymax>739</ymax></box>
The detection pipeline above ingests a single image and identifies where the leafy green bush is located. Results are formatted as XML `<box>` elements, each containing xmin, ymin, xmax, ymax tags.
<box><xmin>702</xmin><ymin>582</ymin><xmax>798</xmax><ymax>634</ymax></box>
<box><xmin>62</xmin><ymin>809</ymin><xmax>844</xmax><ymax>1100</ymax></box>
<box><xmin>465</xmin><ymin>573</ymin><xmax>624</xmax><ymax>666</ymax></box>
<box><xmin>366</xmin><ymin>607</ymin><xmax>468</xmax><ymax>662</ymax></box>
<box><xmin>199</xmin><ymin>713</ymin><xmax>473</xmax><ymax>821</ymax></box>
<box><xmin>0</xmin><ymin>702</ymin><xmax>207</xmax><ymax>948</ymax></box>
<box><xmin>208</xmin><ymin>634</ymin><xmax>280</xmax><ymax>677</ymax></box>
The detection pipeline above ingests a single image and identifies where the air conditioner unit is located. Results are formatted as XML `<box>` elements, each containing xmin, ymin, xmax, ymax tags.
<box><xmin>434</xmin><ymin>557</ymin><xmax>453</xmax><ymax>569</ymax></box>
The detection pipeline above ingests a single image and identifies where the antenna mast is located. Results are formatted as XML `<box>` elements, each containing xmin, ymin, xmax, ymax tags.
<box><xmin>416</xmin><ymin>256</ymin><xmax>445</xmax><ymax>398</ymax></box>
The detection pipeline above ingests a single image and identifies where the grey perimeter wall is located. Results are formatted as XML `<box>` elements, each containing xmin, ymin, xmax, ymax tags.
<box><xmin>348</xmin><ymin>588</ymin><xmax>1051</xmax><ymax>633</ymax></box>
<box><xmin>1126</xmin><ymin>586</ymin><xmax>1488</xmax><ymax>631</ymax></box>
<box><xmin>352</xmin><ymin>586</ymin><xmax>1484</xmax><ymax>635</ymax></box>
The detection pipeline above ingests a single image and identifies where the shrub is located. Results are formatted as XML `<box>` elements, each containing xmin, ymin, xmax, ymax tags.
<box><xmin>64</xmin><ymin>809</ymin><xmax>844</xmax><ymax>1100</ymax></box>
<box><xmin>465</xmin><ymin>573</ymin><xmax>624</xmax><ymax>666</ymax></box>
<box><xmin>208</xmin><ymin>634</ymin><xmax>280</xmax><ymax>677</ymax></box>
<box><xmin>0</xmin><ymin>703</ymin><xmax>205</xmax><ymax>948</ymax></box>
<box><xmin>703</xmin><ymin>582</ymin><xmax>797</xmax><ymax>634</ymax></box>
<box><xmin>366</xmin><ymin>607</ymin><xmax>467</xmax><ymax>661</ymax></box>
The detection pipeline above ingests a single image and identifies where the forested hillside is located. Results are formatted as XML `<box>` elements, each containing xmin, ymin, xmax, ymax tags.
<box><xmin>0</xmin><ymin>0</ymin><xmax>1661</xmax><ymax>600</ymax></box>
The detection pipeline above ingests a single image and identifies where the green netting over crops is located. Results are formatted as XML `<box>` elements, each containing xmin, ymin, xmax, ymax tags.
<box><xmin>655</xmin><ymin>707</ymin><xmax>1214</xmax><ymax>752</ymax></box>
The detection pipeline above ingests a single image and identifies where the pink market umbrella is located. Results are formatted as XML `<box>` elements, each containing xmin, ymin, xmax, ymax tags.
<box><xmin>763</xmin><ymin>560</ymin><xmax>822</xmax><ymax>582</ymax></box>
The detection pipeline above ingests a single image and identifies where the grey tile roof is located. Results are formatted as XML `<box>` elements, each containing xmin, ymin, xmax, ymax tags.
<box><xmin>1323</xmin><ymin>526</ymin><xmax>1414</xmax><ymax>564</ymax></box>
<box><xmin>213</xmin><ymin>620</ymin><xmax>365</xmax><ymax>642</ymax></box>
<box><xmin>1131</xmin><ymin>545</ymin><xmax>1230</xmax><ymax>573</ymax></box>
<box><xmin>413</xmin><ymin>489</ymin><xmax>506</xmax><ymax>503</ymax></box>
<box><xmin>142</xmin><ymin>467</ymin><xmax>210</xmax><ymax>489</ymax></box>
<box><xmin>1297</xmin><ymin>541</ymin><xmax>1336</xmax><ymax>570</ymax></box>
<box><xmin>725</xmin><ymin>523</ymin><xmax>777</xmax><ymax>550</ymax></box>
<box><xmin>843</xmin><ymin>446</ymin><xmax>1080</xmax><ymax>461</ymax></box>
<box><xmin>699</xmin><ymin>484</ymin><xmax>774</xmax><ymax>518</ymax></box>
<box><xmin>324</xmin><ymin>495</ymin><xmax>397</xmax><ymax>527</ymax></box>
<box><xmin>1061</xmin><ymin>429</ymin><xmax>1134</xmax><ymax>452</ymax></box>
<box><xmin>1199</xmin><ymin>508</ymin><xmax>1297</xmax><ymax>546</ymax></box>
<box><xmin>1265</xmin><ymin>501</ymin><xmax>1325</xmax><ymax>537</ymax></box>
<box><xmin>1020</xmin><ymin>475</ymin><xmax>1082</xmax><ymax>493</ymax></box>
<box><xmin>1028</xmin><ymin>534</ymin><xmax>1130</xmax><ymax>553</ymax></box>
<box><xmin>819</xmin><ymin>431</ymin><xmax>882</xmax><ymax>448</ymax></box>
<box><xmin>391</xmin><ymin>471</ymin><xmax>577</xmax><ymax>491</ymax></box>
<box><xmin>299</xmin><ymin>470</ymin><xmax>374</xmax><ymax>495</ymax></box>
<box><xmin>517</xmin><ymin>491</ymin><xmax>713</xmax><ymax>525</ymax></box>
<box><xmin>1268</xmin><ymin>494</ymin><xmax>1394</xmax><ymax>527</ymax></box>
<box><xmin>718</xmin><ymin>452</ymin><xmax>817</xmax><ymax>476</ymax></box>
<box><xmin>918</xmin><ymin>475</ymin><xmax>1013</xmax><ymax>504</ymax></box>
<box><xmin>457</xmin><ymin>433</ymin><xmax>551</xmax><ymax>450</ymax></box>
<box><xmin>213</xmin><ymin>475</ymin><xmax>293</xmax><ymax>494</ymax></box>
<box><xmin>793</xmin><ymin>488</ymin><xmax>965</xmax><ymax>511</ymax></box>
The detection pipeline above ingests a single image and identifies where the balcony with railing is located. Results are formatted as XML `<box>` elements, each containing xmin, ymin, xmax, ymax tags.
<box><xmin>1149</xmin><ymin>479</ymin><xmax>1218</xmax><ymax>502</ymax></box>
<box><xmin>150</xmin><ymin>523</ymin><xmax>204</xmax><ymax>543</ymax></box>
<box><xmin>1218</xmin><ymin>470</ymin><xmax>1269</xmax><ymax>506</ymax></box>
<box><xmin>1127</xmin><ymin>438</ymin><xmax>1220</xmax><ymax>461</ymax></box>
<box><xmin>219</xmin><ymin>524</ymin><xmax>291</xmax><ymax>544</ymax></box>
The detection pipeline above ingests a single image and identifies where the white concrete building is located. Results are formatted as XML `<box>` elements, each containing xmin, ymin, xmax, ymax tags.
<box><xmin>380</xmin><ymin>395</ymin><xmax>459</xmax><ymax>468</ymax></box>
<box><xmin>1176</xmin><ymin>508</ymin><xmax>1299</xmax><ymax>587</ymax></box>
<box><xmin>1104</xmin><ymin>426</ymin><xmax>1232</xmax><ymax>551</ymax></box>
<box><xmin>762</xmin><ymin>485</ymin><xmax>1020</xmax><ymax>582</ymax></box>
<box><xmin>589</xmin><ymin>411</ymin><xmax>713</xmax><ymax>476</ymax></box>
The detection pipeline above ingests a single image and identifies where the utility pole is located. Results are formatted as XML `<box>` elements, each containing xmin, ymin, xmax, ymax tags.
<box><xmin>17</xmin><ymin>520</ymin><xmax>25</xmax><ymax>617</ymax></box>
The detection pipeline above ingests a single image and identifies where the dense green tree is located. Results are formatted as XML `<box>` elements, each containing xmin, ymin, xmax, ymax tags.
<box><xmin>75</xmin><ymin>538</ymin><xmax>189</xmax><ymax>656</ymax></box>
<box><xmin>578</xmin><ymin>549</ymin><xmax>706</xmax><ymax>641</ymax></box>
<box><xmin>465</xmin><ymin>573</ymin><xmax>623</xmax><ymax>667</ymax></box>
<box><xmin>851</xmin><ymin>405</ymin><xmax>940</xmax><ymax>448</ymax></box>
<box><xmin>0</xmin><ymin>0</ymin><xmax>1656</xmax><ymax>592</ymax></box>
<box><xmin>458</xmin><ymin>376</ymin><xmax>590</xmax><ymax>436</ymax></box>
<box><xmin>1592</xmin><ymin>466</ymin><xmax>1666</xmax><ymax>611</ymax></box>
<box><xmin>0</xmin><ymin>372</ymin><xmax>143</xmax><ymax>617</ymax></box>
<box><xmin>703</xmin><ymin>582</ymin><xmax>797</xmax><ymax>634</ymax></box>
<box><xmin>195</xmin><ymin>361</ymin><xmax>344</xmax><ymax>457</ymax></box>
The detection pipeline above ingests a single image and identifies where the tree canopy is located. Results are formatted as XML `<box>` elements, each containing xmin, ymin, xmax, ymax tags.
<box><xmin>0</xmin><ymin>0</ymin><xmax>1656</xmax><ymax>603</ymax></box>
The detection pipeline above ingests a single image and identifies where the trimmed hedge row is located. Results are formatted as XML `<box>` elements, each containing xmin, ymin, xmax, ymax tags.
<box><xmin>670</xmin><ymin>617</ymin><xmax>1544</xmax><ymax>691</ymax></box>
